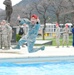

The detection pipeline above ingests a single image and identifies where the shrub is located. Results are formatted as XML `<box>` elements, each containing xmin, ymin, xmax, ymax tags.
<box><xmin>16</xmin><ymin>34</ymin><xmax>21</xmax><ymax>42</ymax></box>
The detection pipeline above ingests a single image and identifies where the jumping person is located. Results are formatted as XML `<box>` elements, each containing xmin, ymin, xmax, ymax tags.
<box><xmin>13</xmin><ymin>14</ymin><xmax>45</xmax><ymax>53</ymax></box>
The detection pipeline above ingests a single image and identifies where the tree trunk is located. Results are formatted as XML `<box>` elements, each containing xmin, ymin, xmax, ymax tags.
<box><xmin>63</xmin><ymin>15</ymin><xmax>66</xmax><ymax>25</ymax></box>
<box><xmin>71</xmin><ymin>12</ymin><xmax>74</xmax><ymax>25</ymax></box>
<box><xmin>42</xmin><ymin>18</ymin><xmax>46</xmax><ymax>40</ymax></box>
<box><xmin>56</xmin><ymin>13</ymin><xmax>60</xmax><ymax>24</ymax></box>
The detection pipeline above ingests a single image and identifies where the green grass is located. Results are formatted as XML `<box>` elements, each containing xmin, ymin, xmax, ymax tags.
<box><xmin>36</xmin><ymin>35</ymin><xmax>73</xmax><ymax>46</ymax></box>
<box><xmin>52</xmin><ymin>37</ymin><xmax>72</xmax><ymax>46</ymax></box>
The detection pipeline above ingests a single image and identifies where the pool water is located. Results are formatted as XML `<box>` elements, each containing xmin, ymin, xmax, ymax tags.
<box><xmin>0</xmin><ymin>62</ymin><xmax>74</xmax><ymax>75</ymax></box>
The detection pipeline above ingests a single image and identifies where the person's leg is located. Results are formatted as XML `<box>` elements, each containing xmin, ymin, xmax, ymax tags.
<box><xmin>56</xmin><ymin>37</ymin><xmax>60</xmax><ymax>48</ymax></box>
<box><xmin>72</xmin><ymin>34</ymin><xmax>74</xmax><ymax>47</ymax></box>
<box><xmin>13</xmin><ymin>35</ymin><xmax>27</xmax><ymax>49</ymax></box>
<box><xmin>56</xmin><ymin>38</ymin><xmax>58</xmax><ymax>47</ymax></box>
<box><xmin>66</xmin><ymin>35</ymin><xmax>69</xmax><ymax>47</ymax></box>
<box><xmin>8</xmin><ymin>14</ymin><xmax>11</xmax><ymax>23</ymax></box>
<box><xmin>9</xmin><ymin>33</ymin><xmax>12</xmax><ymax>48</ymax></box>
<box><xmin>6</xmin><ymin>11</ymin><xmax>11</xmax><ymax>23</ymax></box>
<box><xmin>7</xmin><ymin>34</ymin><xmax>11</xmax><ymax>49</ymax></box>
<box><xmin>62</xmin><ymin>35</ymin><xmax>65</xmax><ymax>47</ymax></box>
<box><xmin>27</xmin><ymin>41</ymin><xmax>45</xmax><ymax>53</ymax></box>
<box><xmin>0</xmin><ymin>35</ymin><xmax>1</xmax><ymax>49</ymax></box>
<box><xmin>58</xmin><ymin>38</ymin><xmax>60</xmax><ymax>47</ymax></box>
<box><xmin>3</xmin><ymin>35</ymin><xmax>8</xmax><ymax>50</ymax></box>
<box><xmin>13</xmin><ymin>39</ymin><xmax>26</xmax><ymax>49</ymax></box>
<box><xmin>7</xmin><ymin>38</ymin><xmax>10</xmax><ymax>49</ymax></box>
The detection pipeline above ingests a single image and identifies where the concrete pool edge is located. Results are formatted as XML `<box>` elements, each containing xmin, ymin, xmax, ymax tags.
<box><xmin>0</xmin><ymin>56</ymin><xmax>74</xmax><ymax>63</ymax></box>
<box><xmin>0</xmin><ymin>46</ymin><xmax>74</xmax><ymax>63</ymax></box>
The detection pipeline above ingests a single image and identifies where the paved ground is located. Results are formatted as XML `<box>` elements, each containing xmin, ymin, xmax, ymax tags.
<box><xmin>0</xmin><ymin>46</ymin><xmax>74</xmax><ymax>59</ymax></box>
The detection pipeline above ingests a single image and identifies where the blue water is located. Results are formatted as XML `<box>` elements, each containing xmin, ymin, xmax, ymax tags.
<box><xmin>0</xmin><ymin>62</ymin><xmax>74</xmax><ymax>75</ymax></box>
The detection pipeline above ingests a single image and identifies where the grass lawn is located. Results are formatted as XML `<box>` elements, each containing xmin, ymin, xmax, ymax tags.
<box><xmin>36</xmin><ymin>35</ymin><xmax>73</xmax><ymax>46</ymax></box>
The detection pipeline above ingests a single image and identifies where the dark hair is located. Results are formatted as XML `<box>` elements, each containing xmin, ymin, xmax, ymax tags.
<box><xmin>36</xmin><ymin>22</ymin><xmax>39</xmax><ymax>24</ymax></box>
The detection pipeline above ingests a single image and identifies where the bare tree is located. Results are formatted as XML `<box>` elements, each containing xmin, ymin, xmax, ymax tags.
<box><xmin>59</xmin><ymin>0</ymin><xmax>74</xmax><ymax>24</ymax></box>
<box><xmin>68</xmin><ymin>0</ymin><xmax>74</xmax><ymax>25</ymax></box>
<box><xmin>22</xmin><ymin>3</ymin><xmax>35</xmax><ymax>19</ymax></box>
<box><xmin>50</xmin><ymin>0</ymin><xmax>67</xmax><ymax>24</ymax></box>
<box><xmin>34</xmin><ymin>0</ymin><xmax>50</xmax><ymax>40</ymax></box>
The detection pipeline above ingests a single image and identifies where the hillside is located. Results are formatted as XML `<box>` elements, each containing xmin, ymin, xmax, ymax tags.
<box><xmin>15</xmin><ymin>0</ymin><xmax>39</xmax><ymax>6</ymax></box>
<box><xmin>0</xmin><ymin>9</ymin><xmax>3</xmax><ymax>12</ymax></box>
<box><xmin>0</xmin><ymin>0</ymin><xmax>39</xmax><ymax>26</ymax></box>
<box><xmin>0</xmin><ymin>0</ymin><xmax>72</xmax><ymax>26</ymax></box>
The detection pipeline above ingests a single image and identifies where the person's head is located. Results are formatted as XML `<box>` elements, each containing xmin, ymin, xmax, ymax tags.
<box><xmin>31</xmin><ymin>14</ymin><xmax>39</xmax><ymax>25</ymax></box>
<box><xmin>2</xmin><ymin>20</ymin><xmax>7</xmax><ymax>25</ymax></box>
<box><xmin>65</xmin><ymin>24</ymin><xmax>68</xmax><ymax>28</ymax></box>
<box><xmin>56</xmin><ymin>22</ymin><xmax>59</xmax><ymax>27</ymax></box>
<box><xmin>1</xmin><ymin>21</ymin><xmax>4</xmax><ymax>25</ymax></box>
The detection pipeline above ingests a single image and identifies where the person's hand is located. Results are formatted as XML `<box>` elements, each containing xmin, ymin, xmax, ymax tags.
<box><xmin>23</xmin><ymin>24</ymin><xmax>26</xmax><ymax>27</ymax></box>
<box><xmin>37</xmin><ymin>18</ymin><xmax>40</xmax><ymax>23</ymax></box>
<box><xmin>17</xmin><ymin>15</ymin><xmax>21</xmax><ymax>20</ymax></box>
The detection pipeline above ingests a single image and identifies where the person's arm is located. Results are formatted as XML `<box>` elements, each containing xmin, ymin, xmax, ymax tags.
<box><xmin>68</xmin><ymin>28</ymin><xmax>70</xmax><ymax>34</ymax></box>
<box><xmin>6</xmin><ymin>24</ymin><xmax>12</xmax><ymax>31</ymax></box>
<box><xmin>36</xmin><ymin>18</ymin><xmax>40</xmax><ymax>24</ymax></box>
<box><xmin>17</xmin><ymin>15</ymin><xmax>30</xmax><ymax>25</ymax></box>
<box><xmin>72</xmin><ymin>28</ymin><xmax>74</xmax><ymax>33</ymax></box>
<box><xmin>63</xmin><ymin>28</ymin><xmax>66</xmax><ymax>33</ymax></box>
